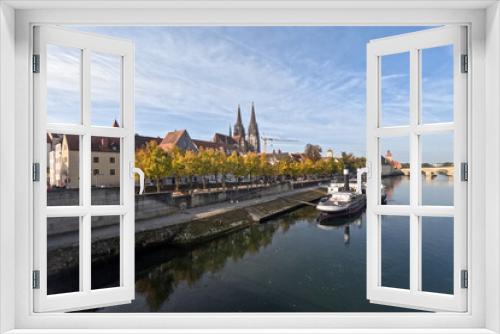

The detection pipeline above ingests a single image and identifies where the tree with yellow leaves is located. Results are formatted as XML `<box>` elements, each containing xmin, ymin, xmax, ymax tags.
<box><xmin>244</xmin><ymin>153</ymin><xmax>260</xmax><ymax>188</ymax></box>
<box><xmin>168</xmin><ymin>145</ymin><xmax>185</xmax><ymax>192</ymax></box>
<box><xmin>259</xmin><ymin>154</ymin><xmax>272</xmax><ymax>183</ymax></box>
<box><xmin>227</xmin><ymin>151</ymin><xmax>244</xmax><ymax>190</ymax></box>
<box><xmin>135</xmin><ymin>140</ymin><xmax>172</xmax><ymax>193</ymax></box>
<box><xmin>216</xmin><ymin>150</ymin><xmax>231</xmax><ymax>192</ymax></box>
<box><xmin>277</xmin><ymin>155</ymin><xmax>293</xmax><ymax>182</ymax></box>
<box><xmin>197</xmin><ymin>147</ymin><xmax>212</xmax><ymax>189</ymax></box>
<box><xmin>183</xmin><ymin>149</ymin><xmax>200</xmax><ymax>191</ymax></box>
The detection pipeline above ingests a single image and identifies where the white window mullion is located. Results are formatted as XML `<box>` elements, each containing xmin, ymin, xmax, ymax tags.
<box><xmin>410</xmin><ymin>213</ymin><xmax>420</xmax><ymax>293</ymax></box>
<box><xmin>409</xmin><ymin>47</ymin><xmax>420</xmax><ymax>295</ymax></box>
<box><xmin>365</xmin><ymin>44</ymin><xmax>380</xmax><ymax>300</ymax></box>
<box><xmin>121</xmin><ymin>48</ymin><xmax>135</xmax><ymax>298</ymax></box>
<box><xmin>82</xmin><ymin>213</ymin><xmax>91</xmax><ymax>294</ymax></box>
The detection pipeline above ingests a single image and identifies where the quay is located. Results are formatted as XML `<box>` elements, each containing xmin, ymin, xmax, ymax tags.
<box><xmin>47</xmin><ymin>185</ymin><xmax>327</xmax><ymax>276</ymax></box>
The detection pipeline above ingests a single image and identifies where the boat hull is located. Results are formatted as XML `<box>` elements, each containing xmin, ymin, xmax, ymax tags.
<box><xmin>316</xmin><ymin>195</ymin><xmax>366</xmax><ymax>218</ymax></box>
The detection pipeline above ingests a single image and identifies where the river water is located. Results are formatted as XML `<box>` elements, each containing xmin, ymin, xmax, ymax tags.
<box><xmin>88</xmin><ymin>175</ymin><xmax>453</xmax><ymax>313</ymax></box>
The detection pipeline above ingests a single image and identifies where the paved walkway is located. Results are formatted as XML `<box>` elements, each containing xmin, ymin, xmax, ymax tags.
<box><xmin>48</xmin><ymin>186</ymin><xmax>324</xmax><ymax>248</ymax></box>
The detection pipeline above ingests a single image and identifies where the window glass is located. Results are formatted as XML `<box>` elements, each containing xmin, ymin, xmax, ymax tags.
<box><xmin>381</xmin><ymin>52</ymin><xmax>410</xmax><ymax>127</ymax></box>
<box><xmin>91</xmin><ymin>136</ymin><xmax>120</xmax><ymax>205</ymax></box>
<box><xmin>421</xmin><ymin>217</ymin><xmax>454</xmax><ymax>294</ymax></box>
<box><xmin>47</xmin><ymin>217</ymin><xmax>81</xmax><ymax>295</ymax></box>
<box><xmin>381</xmin><ymin>215</ymin><xmax>410</xmax><ymax>290</ymax></box>
<box><xmin>381</xmin><ymin>136</ymin><xmax>410</xmax><ymax>205</ymax></box>
<box><xmin>421</xmin><ymin>133</ymin><xmax>454</xmax><ymax>206</ymax></box>
<box><xmin>47</xmin><ymin>133</ymin><xmax>80</xmax><ymax>206</ymax></box>
<box><xmin>421</xmin><ymin>45</ymin><xmax>454</xmax><ymax>124</ymax></box>
<box><xmin>91</xmin><ymin>52</ymin><xmax>121</xmax><ymax>127</ymax></box>
<box><xmin>91</xmin><ymin>216</ymin><xmax>121</xmax><ymax>290</ymax></box>
<box><xmin>46</xmin><ymin>45</ymin><xmax>81</xmax><ymax>124</ymax></box>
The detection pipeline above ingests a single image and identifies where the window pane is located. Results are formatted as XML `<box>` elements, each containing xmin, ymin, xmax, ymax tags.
<box><xmin>91</xmin><ymin>215</ymin><xmax>121</xmax><ymax>290</ymax></box>
<box><xmin>381</xmin><ymin>52</ymin><xmax>410</xmax><ymax>127</ymax></box>
<box><xmin>381</xmin><ymin>215</ymin><xmax>410</xmax><ymax>290</ymax></box>
<box><xmin>91</xmin><ymin>52</ymin><xmax>121</xmax><ymax>127</ymax></box>
<box><xmin>421</xmin><ymin>45</ymin><xmax>454</xmax><ymax>124</ymax></box>
<box><xmin>47</xmin><ymin>44</ymin><xmax>81</xmax><ymax>124</ymax></box>
<box><xmin>421</xmin><ymin>133</ymin><xmax>454</xmax><ymax>206</ymax></box>
<box><xmin>421</xmin><ymin>217</ymin><xmax>454</xmax><ymax>294</ymax></box>
<box><xmin>91</xmin><ymin>136</ymin><xmax>121</xmax><ymax>205</ymax></box>
<box><xmin>47</xmin><ymin>217</ymin><xmax>80</xmax><ymax>295</ymax></box>
<box><xmin>381</xmin><ymin>136</ymin><xmax>409</xmax><ymax>205</ymax></box>
<box><xmin>47</xmin><ymin>133</ymin><xmax>80</xmax><ymax>206</ymax></box>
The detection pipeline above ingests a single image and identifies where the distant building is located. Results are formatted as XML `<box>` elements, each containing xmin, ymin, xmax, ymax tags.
<box><xmin>160</xmin><ymin>129</ymin><xmax>198</xmax><ymax>152</ymax></box>
<box><xmin>385</xmin><ymin>150</ymin><xmax>393</xmax><ymax>163</ymax></box>
<box><xmin>326</xmin><ymin>149</ymin><xmax>333</xmax><ymax>158</ymax></box>
<box><xmin>382</xmin><ymin>150</ymin><xmax>403</xmax><ymax>176</ymax></box>
<box><xmin>247</xmin><ymin>103</ymin><xmax>260</xmax><ymax>153</ymax></box>
<box><xmin>212</xmin><ymin>103</ymin><xmax>260</xmax><ymax>153</ymax></box>
<box><xmin>47</xmin><ymin>121</ymin><xmax>121</xmax><ymax>188</ymax></box>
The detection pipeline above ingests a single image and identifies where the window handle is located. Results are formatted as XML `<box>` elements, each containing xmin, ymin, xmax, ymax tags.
<box><xmin>356</xmin><ymin>167</ymin><xmax>370</xmax><ymax>194</ymax></box>
<box><xmin>130</xmin><ymin>162</ymin><xmax>145</xmax><ymax>195</ymax></box>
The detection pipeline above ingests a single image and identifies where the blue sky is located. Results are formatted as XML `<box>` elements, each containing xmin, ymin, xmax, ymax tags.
<box><xmin>50</xmin><ymin>26</ymin><xmax>454</xmax><ymax>163</ymax></box>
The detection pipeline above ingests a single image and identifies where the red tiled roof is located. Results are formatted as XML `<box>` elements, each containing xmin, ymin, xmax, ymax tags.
<box><xmin>112</xmin><ymin>120</ymin><xmax>120</xmax><ymax>128</ymax></box>
<box><xmin>161</xmin><ymin>130</ymin><xmax>185</xmax><ymax>146</ymax></box>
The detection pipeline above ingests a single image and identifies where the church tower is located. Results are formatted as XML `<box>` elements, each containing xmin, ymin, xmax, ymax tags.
<box><xmin>247</xmin><ymin>103</ymin><xmax>260</xmax><ymax>153</ymax></box>
<box><xmin>233</xmin><ymin>105</ymin><xmax>245</xmax><ymax>138</ymax></box>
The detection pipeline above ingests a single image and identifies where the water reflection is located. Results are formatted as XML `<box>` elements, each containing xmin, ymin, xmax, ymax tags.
<box><xmin>382</xmin><ymin>175</ymin><xmax>453</xmax><ymax>206</ymax></box>
<box><xmin>86</xmin><ymin>176</ymin><xmax>454</xmax><ymax>313</ymax></box>
<box><xmin>75</xmin><ymin>176</ymin><xmax>453</xmax><ymax>312</ymax></box>
<box><xmin>317</xmin><ymin>213</ymin><xmax>363</xmax><ymax>245</ymax></box>
<box><xmin>91</xmin><ymin>206</ymin><xmax>413</xmax><ymax>313</ymax></box>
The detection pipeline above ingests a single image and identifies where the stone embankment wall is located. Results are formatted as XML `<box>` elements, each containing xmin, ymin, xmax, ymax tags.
<box><xmin>47</xmin><ymin>180</ymin><xmax>327</xmax><ymax>235</ymax></box>
<box><xmin>46</xmin><ymin>187</ymin><xmax>327</xmax><ymax>276</ymax></box>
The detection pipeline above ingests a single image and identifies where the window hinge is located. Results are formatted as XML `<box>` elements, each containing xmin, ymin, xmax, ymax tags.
<box><xmin>33</xmin><ymin>163</ymin><xmax>40</xmax><ymax>182</ymax></box>
<box><xmin>33</xmin><ymin>270</ymin><xmax>40</xmax><ymax>289</ymax></box>
<box><xmin>461</xmin><ymin>162</ymin><xmax>468</xmax><ymax>181</ymax></box>
<box><xmin>33</xmin><ymin>54</ymin><xmax>40</xmax><ymax>73</ymax></box>
<box><xmin>461</xmin><ymin>54</ymin><xmax>468</xmax><ymax>73</ymax></box>
<box><xmin>461</xmin><ymin>270</ymin><xmax>468</xmax><ymax>289</ymax></box>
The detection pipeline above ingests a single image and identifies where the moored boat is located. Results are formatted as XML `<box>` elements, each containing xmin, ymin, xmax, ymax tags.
<box><xmin>316</xmin><ymin>192</ymin><xmax>366</xmax><ymax>217</ymax></box>
<box><xmin>316</xmin><ymin>164</ymin><xmax>368</xmax><ymax>218</ymax></box>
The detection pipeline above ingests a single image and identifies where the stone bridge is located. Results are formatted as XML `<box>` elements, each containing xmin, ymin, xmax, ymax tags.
<box><xmin>400</xmin><ymin>167</ymin><xmax>454</xmax><ymax>177</ymax></box>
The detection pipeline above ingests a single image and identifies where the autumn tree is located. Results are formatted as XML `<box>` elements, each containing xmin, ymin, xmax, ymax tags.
<box><xmin>216</xmin><ymin>150</ymin><xmax>231</xmax><ymax>191</ymax></box>
<box><xmin>259</xmin><ymin>154</ymin><xmax>272</xmax><ymax>182</ymax></box>
<box><xmin>278</xmin><ymin>155</ymin><xmax>292</xmax><ymax>181</ymax></box>
<box><xmin>183</xmin><ymin>150</ymin><xmax>200</xmax><ymax>191</ymax></box>
<box><xmin>314</xmin><ymin>158</ymin><xmax>329</xmax><ymax>177</ymax></box>
<box><xmin>169</xmin><ymin>145</ymin><xmax>185</xmax><ymax>192</ymax></box>
<box><xmin>135</xmin><ymin>140</ymin><xmax>172</xmax><ymax>193</ymax></box>
<box><xmin>244</xmin><ymin>153</ymin><xmax>260</xmax><ymax>188</ymax></box>
<box><xmin>228</xmin><ymin>151</ymin><xmax>245</xmax><ymax>190</ymax></box>
<box><xmin>197</xmin><ymin>147</ymin><xmax>212</xmax><ymax>189</ymax></box>
<box><xmin>304</xmin><ymin>144</ymin><xmax>322</xmax><ymax>163</ymax></box>
<box><xmin>207</xmin><ymin>149</ymin><xmax>221</xmax><ymax>191</ymax></box>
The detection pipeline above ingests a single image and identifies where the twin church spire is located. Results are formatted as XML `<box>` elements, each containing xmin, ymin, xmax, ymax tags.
<box><xmin>232</xmin><ymin>103</ymin><xmax>260</xmax><ymax>153</ymax></box>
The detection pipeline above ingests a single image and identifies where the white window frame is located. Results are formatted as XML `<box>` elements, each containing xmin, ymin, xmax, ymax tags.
<box><xmin>33</xmin><ymin>25</ymin><xmax>136</xmax><ymax>313</ymax></box>
<box><xmin>1</xmin><ymin>1</ymin><xmax>499</xmax><ymax>333</ymax></box>
<box><xmin>366</xmin><ymin>26</ymin><xmax>468</xmax><ymax>312</ymax></box>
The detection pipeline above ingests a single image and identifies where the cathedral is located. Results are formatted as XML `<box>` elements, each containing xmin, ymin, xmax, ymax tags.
<box><xmin>212</xmin><ymin>103</ymin><xmax>260</xmax><ymax>153</ymax></box>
